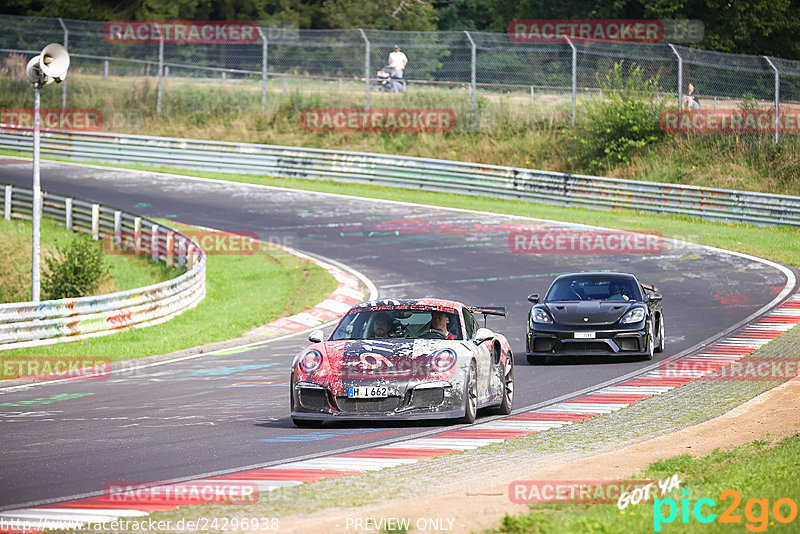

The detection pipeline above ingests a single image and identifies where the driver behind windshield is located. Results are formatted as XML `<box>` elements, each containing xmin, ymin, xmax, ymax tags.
<box><xmin>370</xmin><ymin>312</ymin><xmax>394</xmax><ymax>338</ymax></box>
<box><xmin>608</xmin><ymin>281</ymin><xmax>631</xmax><ymax>301</ymax></box>
<box><xmin>430</xmin><ymin>310</ymin><xmax>457</xmax><ymax>339</ymax></box>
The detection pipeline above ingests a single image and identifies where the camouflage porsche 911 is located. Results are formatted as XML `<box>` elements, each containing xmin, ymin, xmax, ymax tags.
<box><xmin>290</xmin><ymin>298</ymin><xmax>513</xmax><ymax>427</ymax></box>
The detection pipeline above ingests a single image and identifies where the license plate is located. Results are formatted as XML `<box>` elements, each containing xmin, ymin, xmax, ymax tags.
<box><xmin>574</xmin><ymin>332</ymin><xmax>596</xmax><ymax>339</ymax></box>
<box><xmin>348</xmin><ymin>386</ymin><xmax>389</xmax><ymax>398</ymax></box>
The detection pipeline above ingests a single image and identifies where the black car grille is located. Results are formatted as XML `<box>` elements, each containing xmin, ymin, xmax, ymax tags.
<box><xmin>336</xmin><ymin>396</ymin><xmax>401</xmax><ymax>413</ymax></box>
<box><xmin>563</xmin><ymin>341</ymin><xmax>613</xmax><ymax>353</ymax></box>
<box><xmin>298</xmin><ymin>388</ymin><xmax>329</xmax><ymax>411</ymax></box>
<box><xmin>411</xmin><ymin>388</ymin><xmax>444</xmax><ymax>407</ymax></box>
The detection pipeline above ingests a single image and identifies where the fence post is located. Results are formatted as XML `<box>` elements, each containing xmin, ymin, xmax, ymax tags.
<box><xmin>156</xmin><ymin>25</ymin><xmax>164</xmax><ymax>115</ymax></box>
<box><xmin>91</xmin><ymin>203</ymin><xmax>100</xmax><ymax>240</ymax></box>
<box><xmin>134</xmin><ymin>216</ymin><xmax>141</xmax><ymax>254</ymax></box>
<box><xmin>258</xmin><ymin>27</ymin><xmax>268</xmax><ymax>112</ymax></box>
<box><xmin>58</xmin><ymin>18</ymin><xmax>68</xmax><ymax>108</ymax></box>
<box><xmin>668</xmin><ymin>44</ymin><xmax>683</xmax><ymax>111</ymax></box>
<box><xmin>763</xmin><ymin>56</ymin><xmax>780</xmax><ymax>145</ymax></box>
<box><xmin>221</xmin><ymin>70</ymin><xmax>226</xmax><ymax>88</ymax></box>
<box><xmin>359</xmin><ymin>29</ymin><xmax>370</xmax><ymax>110</ymax></box>
<box><xmin>151</xmin><ymin>224</ymin><xmax>159</xmax><ymax>263</ymax></box>
<box><xmin>64</xmin><ymin>197</ymin><xmax>72</xmax><ymax>230</ymax></box>
<box><xmin>164</xmin><ymin>65</ymin><xmax>169</xmax><ymax>88</ymax></box>
<box><xmin>104</xmin><ymin>59</ymin><xmax>109</xmax><ymax>82</ymax></box>
<box><xmin>530</xmin><ymin>86</ymin><xmax>535</xmax><ymax>105</ymax></box>
<box><xmin>166</xmin><ymin>232</ymin><xmax>174</xmax><ymax>267</ymax></box>
<box><xmin>464</xmin><ymin>31</ymin><xmax>477</xmax><ymax>118</ymax></box>
<box><xmin>562</xmin><ymin>36</ymin><xmax>577</xmax><ymax>126</ymax></box>
<box><xmin>4</xmin><ymin>185</ymin><xmax>10</xmax><ymax>220</ymax></box>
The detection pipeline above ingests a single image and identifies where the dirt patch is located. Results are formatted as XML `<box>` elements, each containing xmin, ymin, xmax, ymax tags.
<box><xmin>278</xmin><ymin>378</ymin><xmax>800</xmax><ymax>533</ymax></box>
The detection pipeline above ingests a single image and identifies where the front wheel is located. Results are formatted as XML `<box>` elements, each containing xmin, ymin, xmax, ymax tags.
<box><xmin>492</xmin><ymin>357</ymin><xmax>514</xmax><ymax>415</ymax></box>
<box><xmin>655</xmin><ymin>314</ymin><xmax>665</xmax><ymax>353</ymax></box>
<box><xmin>643</xmin><ymin>319</ymin><xmax>655</xmax><ymax>361</ymax></box>
<box><xmin>460</xmin><ymin>362</ymin><xmax>478</xmax><ymax>424</ymax></box>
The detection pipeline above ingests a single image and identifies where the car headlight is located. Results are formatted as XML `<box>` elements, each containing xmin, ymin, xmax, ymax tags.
<box><xmin>298</xmin><ymin>349</ymin><xmax>323</xmax><ymax>373</ymax></box>
<box><xmin>532</xmin><ymin>307</ymin><xmax>553</xmax><ymax>324</ymax></box>
<box><xmin>620</xmin><ymin>307</ymin><xmax>646</xmax><ymax>324</ymax></box>
<box><xmin>429</xmin><ymin>348</ymin><xmax>457</xmax><ymax>373</ymax></box>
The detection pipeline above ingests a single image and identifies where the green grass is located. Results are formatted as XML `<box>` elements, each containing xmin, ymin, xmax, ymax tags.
<box><xmin>0</xmin><ymin>216</ymin><xmax>179</xmax><ymax>303</ymax></box>
<box><xmin>488</xmin><ymin>433</ymin><xmax>800</xmax><ymax>533</ymax></box>
<box><xmin>0</xmin><ymin>218</ymin><xmax>339</xmax><ymax>363</ymax></box>
<box><xmin>3</xmin><ymin>71</ymin><xmax>798</xmax><ymax>195</ymax></box>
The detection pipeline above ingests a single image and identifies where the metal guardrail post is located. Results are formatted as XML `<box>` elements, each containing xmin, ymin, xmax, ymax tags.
<box><xmin>464</xmin><ymin>31</ymin><xmax>477</xmax><ymax>119</ymax></box>
<box><xmin>668</xmin><ymin>44</ymin><xmax>683</xmax><ymax>111</ymax></box>
<box><xmin>359</xmin><ymin>29</ymin><xmax>370</xmax><ymax>110</ymax></box>
<box><xmin>151</xmin><ymin>224</ymin><xmax>159</xmax><ymax>263</ymax></box>
<box><xmin>3</xmin><ymin>185</ymin><xmax>10</xmax><ymax>220</ymax></box>
<box><xmin>58</xmin><ymin>17</ymin><xmax>68</xmax><ymax>108</ymax></box>
<box><xmin>91</xmin><ymin>203</ymin><xmax>99</xmax><ymax>240</ymax></box>
<box><xmin>563</xmin><ymin>36</ymin><xmax>576</xmax><ymax>126</ymax></box>
<box><xmin>258</xmin><ymin>27</ymin><xmax>268</xmax><ymax>112</ymax></box>
<box><xmin>764</xmin><ymin>56</ymin><xmax>780</xmax><ymax>146</ymax></box>
<box><xmin>65</xmin><ymin>197</ymin><xmax>72</xmax><ymax>229</ymax></box>
<box><xmin>134</xmin><ymin>216</ymin><xmax>141</xmax><ymax>254</ymax></box>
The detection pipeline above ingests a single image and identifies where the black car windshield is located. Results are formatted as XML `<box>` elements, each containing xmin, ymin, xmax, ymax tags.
<box><xmin>331</xmin><ymin>308</ymin><xmax>462</xmax><ymax>340</ymax></box>
<box><xmin>545</xmin><ymin>277</ymin><xmax>642</xmax><ymax>302</ymax></box>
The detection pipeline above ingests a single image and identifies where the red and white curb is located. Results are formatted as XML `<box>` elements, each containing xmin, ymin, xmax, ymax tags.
<box><xmin>2</xmin><ymin>295</ymin><xmax>799</xmax><ymax>530</ymax></box>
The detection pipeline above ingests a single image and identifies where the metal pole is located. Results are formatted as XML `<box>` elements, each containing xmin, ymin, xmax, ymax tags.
<box><xmin>359</xmin><ymin>29</ymin><xmax>370</xmax><ymax>110</ymax></box>
<box><xmin>104</xmin><ymin>59</ymin><xmax>109</xmax><ymax>82</ymax></box>
<box><xmin>32</xmin><ymin>82</ymin><xmax>41</xmax><ymax>303</ymax></box>
<box><xmin>258</xmin><ymin>27</ymin><xmax>268</xmax><ymax>112</ymax></box>
<box><xmin>668</xmin><ymin>44</ymin><xmax>683</xmax><ymax>111</ymax></box>
<box><xmin>156</xmin><ymin>26</ymin><xmax>164</xmax><ymax>115</ymax></box>
<box><xmin>464</xmin><ymin>31</ymin><xmax>476</xmax><ymax>118</ymax></box>
<box><xmin>764</xmin><ymin>56</ymin><xmax>780</xmax><ymax>145</ymax></box>
<box><xmin>58</xmin><ymin>18</ymin><xmax>68</xmax><ymax>108</ymax></box>
<box><xmin>563</xmin><ymin>36</ymin><xmax>576</xmax><ymax>126</ymax></box>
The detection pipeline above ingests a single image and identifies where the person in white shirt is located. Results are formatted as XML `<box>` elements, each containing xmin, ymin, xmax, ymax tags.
<box><xmin>388</xmin><ymin>45</ymin><xmax>408</xmax><ymax>91</ymax></box>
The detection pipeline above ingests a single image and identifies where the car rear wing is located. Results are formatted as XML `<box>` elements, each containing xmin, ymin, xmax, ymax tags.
<box><xmin>468</xmin><ymin>306</ymin><xmax>507</xmax><ymax>317</ymax></box>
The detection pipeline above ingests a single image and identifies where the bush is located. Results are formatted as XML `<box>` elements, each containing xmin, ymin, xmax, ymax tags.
<box><xmin>43</xmin><ymin>233</ymin><xmax>108</xmax><ymax>300</ymax></box>
<box><xmin>572</xmin><ymin>61</ymin><xmax>665</xmax><ymax>173</ymax></box>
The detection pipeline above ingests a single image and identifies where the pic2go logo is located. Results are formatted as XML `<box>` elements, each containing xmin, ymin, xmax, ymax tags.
<box><xmin>654</xmin><ymin>489</ymin><xmax>799</xmax><ymax>532</ymax></box>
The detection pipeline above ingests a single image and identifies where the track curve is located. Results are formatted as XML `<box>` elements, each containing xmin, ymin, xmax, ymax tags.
<box><xmin>0</xmin><ymin>158</ymin><xmax>793</xmax><ymax>509</ymax></box>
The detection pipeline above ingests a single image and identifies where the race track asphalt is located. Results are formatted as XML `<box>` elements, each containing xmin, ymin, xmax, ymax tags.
<box><xmin>0</xmin><ymin>159</ymin><xmax>791</xmax><ymax>509</ymax></box>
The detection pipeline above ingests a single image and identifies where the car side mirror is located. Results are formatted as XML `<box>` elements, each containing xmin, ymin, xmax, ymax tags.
<box><xmin>647</xmin><ymin>293</ymin><xmax>662</xmax><ymax>303</ymax></box>
<box><xmin>474</xmin><ymin>327</ymin><xmax>493</xmax><ymax>344</ymax></box>
<box><xmin>308</xmin><ymin>329</ymin><xmax>324</xmax><ymax>343</ymax></box>
<box><xmin>527</xmin><ymin>293</ymin><xmax>539</xmax><ymax>304</ymax></box>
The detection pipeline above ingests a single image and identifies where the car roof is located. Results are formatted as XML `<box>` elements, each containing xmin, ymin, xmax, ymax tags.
<box><xmin>351</xmin><ymin>298</ymin><xmax>463</xmax><ymax>312</ymax></box>
<box><xmin>552</xmin><ymin>272</ymin><xmax>639</xmax><ymax>283</ymax></box>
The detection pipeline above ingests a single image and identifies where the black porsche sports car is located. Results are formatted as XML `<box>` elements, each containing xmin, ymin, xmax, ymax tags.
<box><xmin>525</xmin><ymin>272</ymin><xmax>664</xmax><ymax>364</ymax></box>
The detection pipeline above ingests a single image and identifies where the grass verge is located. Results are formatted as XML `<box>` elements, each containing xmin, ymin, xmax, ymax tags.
<box><xmin>0</xmin><ymin>215</ymin><xmax>179</xmax><ymax>303</ymax></box>
<box><xmin>0</xmin><ymin>218</ymin><xmax>339</xmax><ymax>363</ymax></box>
<box><xmin>490</xmin><ymin>433</ymin><xmax>800</xmax><ymax>533</ymax></box>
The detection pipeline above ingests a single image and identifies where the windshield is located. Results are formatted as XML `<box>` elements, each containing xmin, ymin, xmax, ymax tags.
<box><xmin>545</xmin><ymin>277</ymin><xmax>642</xmax><ymax>302</ymax></box>
<box><xmin>330</xmin><ymin>307</ymin><xmax>462</xmax><ymax>340</ymax></box>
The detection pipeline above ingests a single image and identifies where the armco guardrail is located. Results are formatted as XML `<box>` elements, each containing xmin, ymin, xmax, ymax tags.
<box><xmin>1</xmin><ymin>129</ymin><xmax>799</xmax><ymax>227</ymax></box>
<box><xmin>0</xmin><ymin>183</ymin><xmax>206</xmax><ymax>350</ymax></box>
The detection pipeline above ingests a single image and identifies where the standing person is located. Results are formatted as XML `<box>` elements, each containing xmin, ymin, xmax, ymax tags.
<box><xmin>388</xmin><ymin>45</ymin><xmax>408</xmax><ymax>92</ymax></box>
<box><xmin>684</xmin><ymin>82</ymin><xmax>700</xmax><ymax>109</ymax></box>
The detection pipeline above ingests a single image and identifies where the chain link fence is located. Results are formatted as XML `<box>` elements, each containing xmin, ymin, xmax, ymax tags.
<box><xmin>1</xmin><ymin>14</ymin><xmax>799</xmax><ymax>142</ymax></box>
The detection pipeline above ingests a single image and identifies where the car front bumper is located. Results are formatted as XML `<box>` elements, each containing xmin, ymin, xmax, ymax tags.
<box><xmin>526</xmin><ymin>323</ymin><xmax>651</xmax><ymax>357</ymax></box>
<box><xmin>290</xmin><ymin>377</ymin><xmax>466</xmax><ymax>421</ymax></box>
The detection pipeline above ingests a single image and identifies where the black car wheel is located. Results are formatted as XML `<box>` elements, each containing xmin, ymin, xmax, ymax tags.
<box><xmin>655</xmin><ymin>314</ymin><xmax>665</xmax><ymax>353</ymax></box>
<box><xmin>292</xmin><ymin>418</ymin><xmax>323</xmax><ymax>428</ymax></box>
<box><xmin>644</xmin><ymin>319</ymin><xmax>655</xmax><ymax>360</ymax></box>
<box><xmin>460</xmin><ymin>362</ymin><xmax>478</xmax><ymax>424</ymax></box>
<box><xmin>492</xmin><ymin>357</ymin><xmax>514</xmax><ymax>415</ymax></box>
